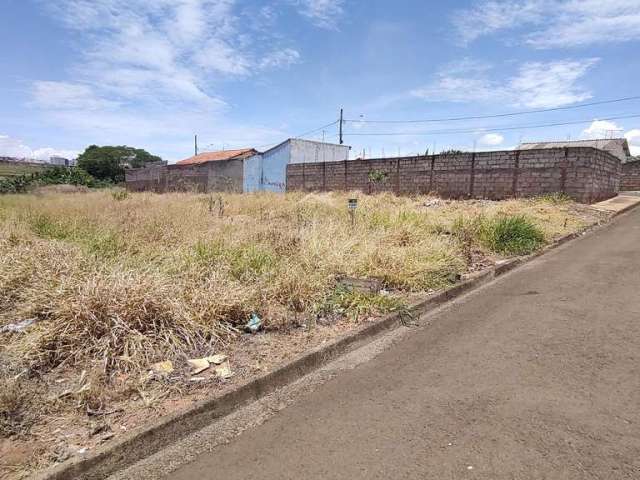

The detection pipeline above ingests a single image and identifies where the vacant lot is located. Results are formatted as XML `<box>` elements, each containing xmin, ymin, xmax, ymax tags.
<box><xmin>0</xmin><ymin>162</ymin><xmax>45</xmax><ymax>179</ymax></box>
<box><xmin>0</xmin><ymin>190</ymin><xmax>608</xmax><ymax>478</ymax></box>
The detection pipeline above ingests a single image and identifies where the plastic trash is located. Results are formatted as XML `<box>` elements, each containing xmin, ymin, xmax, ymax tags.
<box><xmin>0</xmin><ymin>318</ymin><xmax>36</xmax><ymax>334</ymax></box>
<box><xmin>245</xmin><ymin>314</ymin><xmax>262</xmax><ymax>333</ymax></box>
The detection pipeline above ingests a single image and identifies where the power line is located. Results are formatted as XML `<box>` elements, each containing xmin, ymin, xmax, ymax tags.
<box><xmin>344</xmin><ymin>96</ymin><xmax>640</xmax><ymax>124</ymax></box>
<box><xmin>293</xmin><ymin>120</ymin><xmax>340</xmax><ymax>140</ymax></box>
<box><xmin>342</xmin><ymin>113</ymin><xmax>640</xmax><ymax>137</ymax></box>
<box><xmin>217</xmin><ymin>120</ymin><xmax>339</xmax><ymax>152</ymax></box>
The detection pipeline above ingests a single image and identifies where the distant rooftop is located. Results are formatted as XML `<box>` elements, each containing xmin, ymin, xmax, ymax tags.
<box><xmin>518</xmin><ymin>138</ymin><xmax>631</xmax><ymax>162</ymax></box>
<box><xmin>176</xmin><ymin>148</ymin><xmax>258</xmax><ymax>165</ymax></box>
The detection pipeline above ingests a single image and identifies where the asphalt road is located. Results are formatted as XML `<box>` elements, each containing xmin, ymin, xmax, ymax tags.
<box><xmin>169</xmin><ymin>209</ymin><xmax>640</xmax><ymax>479</ymax></box>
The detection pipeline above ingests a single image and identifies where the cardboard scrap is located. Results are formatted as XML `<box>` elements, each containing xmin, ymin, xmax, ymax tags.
<box><xmin>187</xmin><ymin>358</ymin><xmax>210</xmax><ymax>375</ymax></box>
<box><xmin>206</xmin><ymin>354</ymin><xmax>227</xmax><ymax>365</ymax></box>
<box><xmin>214</xmin><ymin>360</ymin><xmax>234</xmax><ymax>379</ymax></box>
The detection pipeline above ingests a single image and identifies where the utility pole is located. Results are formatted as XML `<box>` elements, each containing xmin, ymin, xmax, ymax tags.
<box><xmin>339</xmin><ymin>108</ymin><xmax>344</xmax><ymax>145</ymax></box>
<box><xmin>195</xmin><ymin>135</ymin><xmax>198</xmax><ymax>156</ymax></box>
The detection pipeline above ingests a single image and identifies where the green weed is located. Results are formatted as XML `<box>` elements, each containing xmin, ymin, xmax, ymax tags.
<box><xmin>481</xmin><ymin>215</ymin><xmax>544</xmax><ymax>255</ymax></box>
<box><xmin>317</xmin><ymin>285</ymin><xmax>405</xmax><ymax>321</ymax></box>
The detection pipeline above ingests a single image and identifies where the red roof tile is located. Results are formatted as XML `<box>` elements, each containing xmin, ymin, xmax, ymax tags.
<box><xmin>177</xmin><ymin>148</ymin><xmax>257</xmax><ymax>165</ymax></box>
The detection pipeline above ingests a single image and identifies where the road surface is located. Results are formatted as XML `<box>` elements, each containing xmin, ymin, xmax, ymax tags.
<box><xmin>168</xmin><ymin>208</ymin><xmax>640</xmax><ymax>479</ymax></box>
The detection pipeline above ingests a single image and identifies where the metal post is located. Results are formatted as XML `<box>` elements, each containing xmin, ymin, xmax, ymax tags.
<box><xmin>339</xmin><ymin>108</ymin><xmax>344</xmax><ymax>145</ymax></box>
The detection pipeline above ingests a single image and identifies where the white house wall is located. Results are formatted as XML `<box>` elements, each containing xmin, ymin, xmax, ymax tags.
<box><xmin>289</xmin><ymin>139</ymin><xmax>350</xmax><ymax>164</ymax></box>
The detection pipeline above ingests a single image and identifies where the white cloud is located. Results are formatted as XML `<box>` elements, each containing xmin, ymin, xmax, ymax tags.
<box><xmin>581</xmin><ymin>120</ymin><xmax>640</xmax><ymax>156</ymax></box>
<box><xmin>36</xmin><ymin>0</ymin><xmax>301</xmax><ymax>112</ymax></box>
<box><xmin>291</xmin><ymin>0</ymin><xmax>345</xmax><ymax>29</ymax></box>
<box><xmin>508</xmin><ymin>59</ymin><xmax>598</xmax><ymax>108</ymax></box>
<box><xmin>32</xmin><ymin>81</ymin><xmax>119</xmax><ymax>110</ymax></box>
<box><xmin>411</xmin><ymin>58</ymin><xmax>598</xmax><ymax>108</ymax></box>
<box><xmin>582</xmin><ymin>120</ymin><xmax>624</xmax><ymax>139</ymax></box>
<box><xmin>25</xmin><ymin>1</ymin><xmax>308</xmax><ymax>158</ymax></box>
<box><xmin>0</xmin><ymin>135</ymin><xmax>79</xmax><ymax>161</ymax></box>
<box><xmin>479</xmin><ymin>133</ymin><xmax>505</xmax><ymax>146</ymax></box>
<box><xmin>259</xmin><ymin>48</ymin><xmax>301</xmax><ymax>69</ymax></box>
<box><xmin>625</xmin><ymin>130</ymin><xmax>640</xmax><ymax>156</ymax></box>
<box><xmin>453</xmin><ymin>0</ymin><xmax>640</xmax><ymax>48</ymax></box>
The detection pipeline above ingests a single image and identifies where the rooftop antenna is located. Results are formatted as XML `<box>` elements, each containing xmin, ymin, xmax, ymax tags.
<box><xmin>195</xmin><ymin>135</ymin><xmax>198</xmax><ymax>156</ymax></box>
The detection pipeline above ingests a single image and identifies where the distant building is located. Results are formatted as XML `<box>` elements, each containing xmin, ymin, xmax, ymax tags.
<box><xmin>49</xmin><ymin>156</ymin><xmax>77</xmax><ymax>167</ymax></box>
<box><xmin>518</xmin><ymin>138</ymin><xmax>631</xmax><ymax>163</ymax></box>
<box><xmin>126</xmin><ymin>139</ymin><xmax>351</xmax><ymax>193</ymax></box>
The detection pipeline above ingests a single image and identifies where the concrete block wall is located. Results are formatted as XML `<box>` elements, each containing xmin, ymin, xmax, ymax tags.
<box><xmin>621</xmin><ymin>160</ymin><xmax>640</xmax><ymax>191</ymax></box>
<box><xmin>286</xmin><ymin>147</ymin><xmax>620</xmax><ymax>203</ymax></box>
<box><xmin>126</xmin><ymin>159</ymin><xmax>243</xmax><ymax>193</ymax></box>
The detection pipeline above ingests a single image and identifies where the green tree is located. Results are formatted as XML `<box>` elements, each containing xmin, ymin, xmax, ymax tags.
<box><xmin>76</xmin><ymin>145</ymin><xmax>162</xmax><ymax>182</ymax></box>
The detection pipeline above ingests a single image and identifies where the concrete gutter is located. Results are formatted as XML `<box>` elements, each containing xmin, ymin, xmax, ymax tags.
<box><xmin>591</xmin><ymin>193</ymin><xmax>640</xmax><ymax>214</ymax></box>
<box><xmin>35</xmin><ymin>197</ymin><xmax>640</xmax><ymax>480</ymax></box>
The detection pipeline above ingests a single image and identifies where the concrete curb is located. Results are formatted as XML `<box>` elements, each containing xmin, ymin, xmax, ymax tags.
<box><xmin>35</xmin><ymin>201</ymin><xmax>640</xmax><ymax>480</ymax></box>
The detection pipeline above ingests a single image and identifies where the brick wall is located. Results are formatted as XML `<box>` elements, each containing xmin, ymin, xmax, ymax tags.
<box><xmin>126</xmin><ymin>159</ymin><xmax>243</xmax><ymax>193</ymax></box>
<box><xmin>286</xmin><ymin>147</ymin><xmax>620</xmax><ymax>203</ymax></box>
<box><xmin>621</xmin><ymin>160</ymin><xmax>640</xmax><ymax>191</ymax></box>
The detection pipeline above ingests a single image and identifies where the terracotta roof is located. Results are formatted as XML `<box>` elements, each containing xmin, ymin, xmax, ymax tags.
<box><xmin>176</xmin><ymin>148</ymin><xmax>257</xmax><ymax>165</ymax></box>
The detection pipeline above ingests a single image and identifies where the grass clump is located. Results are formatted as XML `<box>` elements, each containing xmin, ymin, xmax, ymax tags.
<box><xmin>480</xmin><ymin>214</ymin><xmax>545</xmax><ymax>255</ymax></box>
<box><xmin>537</xmin><ymin>192</ymin><xmax>572</xmax><ymax>205</ymax></box>
<box><xmin>317</xmin><ymin>286</ymin><xmax>405</xmax><ymax>321</ymax></box>
<box><xmin>0</xmin><ymin>378</ymin><xmax>31</xmax><ymax>438</ymax></box>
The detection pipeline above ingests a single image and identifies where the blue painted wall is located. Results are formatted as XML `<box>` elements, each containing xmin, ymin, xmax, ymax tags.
<box><xmin>243</xmin><ymin>141</ymin><xmax>291</xmax><ymax>193</ymax></box>
<box><xmin>243</xmin><ymin>139</ymin><xmax>349</xmax><ymax>193</ymax></box>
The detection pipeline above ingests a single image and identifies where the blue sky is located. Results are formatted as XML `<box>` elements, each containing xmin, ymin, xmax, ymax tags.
<box><xmin>1</xmin><ymin>0</ymin><xmax>640</xmax><ymax>162</ymax></box>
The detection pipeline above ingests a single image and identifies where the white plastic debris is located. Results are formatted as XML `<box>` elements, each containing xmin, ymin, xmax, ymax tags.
<box><xmin>245</xmin><ymin>314</ymin><xmax>263</xmax><ymax>333</ymax></box>
<box><xmin>0</xmin><ymin>318</ymin><xmax>36</xmax><ymax>334</ymax></box>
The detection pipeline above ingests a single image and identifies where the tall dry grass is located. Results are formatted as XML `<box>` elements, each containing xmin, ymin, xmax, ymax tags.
<box><xmin>0</xmin><ymin>190</ymin><xmax>601</xmax><ymax>374</ymax></box>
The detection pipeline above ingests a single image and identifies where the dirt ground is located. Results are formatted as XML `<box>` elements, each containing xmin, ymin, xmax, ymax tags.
<box><xmin>163</xmin><ymin>207</ymin><xmax>640</xmax><ymax>480</ymax></box>
<box><xmin>0</xmin><ymin>193</ymin><xmax>611</xmax><ymax>479</ymax></box>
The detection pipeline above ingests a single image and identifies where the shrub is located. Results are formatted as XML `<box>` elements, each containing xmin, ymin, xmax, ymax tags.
<box><xmin>481</xmin><ymin>215</ymin><xmax>544</xmax><ymax>255</ymax></box>
<box><xmin>0</xmin><ymin>166</ymin><xmax>109</xmax><ymax>194</ymax></box>
<box><xmin>537</xmin><ymin>192</ymin><xmax>572</xmax><ymax>205</ymax></box>
<box><xmin>368</xmin><ymin>169</ymin><xmax>388</xmax><ymax>183</ymax></box>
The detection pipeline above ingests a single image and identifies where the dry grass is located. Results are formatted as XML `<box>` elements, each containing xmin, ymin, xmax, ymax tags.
<box><xmin>0</xmin><ymin>378</ymin><xmax>32</xmax><ymax>438</ymax></box>
<box><xmin>0</xmin><ymin>190</ymin><xmax>608</xmax><ymax>478</ymax></box>
<box><xmin>0</xmin><ymin>191</ymin><xmax>604</xmax><ymax>376</ymax></box>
